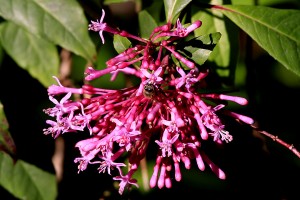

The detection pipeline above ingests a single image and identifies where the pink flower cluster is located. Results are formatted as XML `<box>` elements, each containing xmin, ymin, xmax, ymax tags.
<box><xmin>43</xmin><ymin>9</ymin><xmax>254</xmax><ymax>194</ymax></box>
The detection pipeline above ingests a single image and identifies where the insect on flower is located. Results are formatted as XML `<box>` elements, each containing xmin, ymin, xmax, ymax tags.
<box><xmin>143</xmin><ymin>81</ymin><xmax>157</xmax><ymax>99</ymax></box>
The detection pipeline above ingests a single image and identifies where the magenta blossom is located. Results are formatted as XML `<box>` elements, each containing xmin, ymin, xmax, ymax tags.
<box><xmin>43</xmin><ymin>10</ymin><xmax>254</xmax><ymax>195</ymax></box>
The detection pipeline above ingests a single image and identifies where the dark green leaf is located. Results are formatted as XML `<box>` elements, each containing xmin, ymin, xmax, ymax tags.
<box><xmin>164</xmin><ymin>0</ymin><xmax>192</xmax><ymax>23</ymax></box>
<box><xmin>113</xmin><ymin>35</ymin><xmax>131</xmax><ymax>54</ymax></box>
<box><xmin>0</xmin><ymin>152</ymin><xmax>57</xmax><ymax>200</ymax></box>
<box><xmin>0</xmin><ymin>102</ymin><xmax>16</xmax><ymax>156</ymax></box>
<box><xmin>130</xmin><ymin>160</ymin><xmax>155</xmax><ymax>193</ymax></box>
<box><xmin>138</xmin><ymin>10</ymin><xmax>158</xmax><ymax>38</ymax></box>
<box><xmin>0</xmin><ymin>22</ymin><xmax>59</xmax><ymax>87</ymax></box>
<box><xmin>144</xmin><ymin>1</ymin><xmax>164</xmax><ymax>23</ymax></box>
<box><xmin>0</xmin><ymin>40</ymin><xmax>3</xmax><ymax>65</ymax></box>
<box><xmin>92</xmin><ymin>38</ymin><xmax>125</xmax><ymax>89</ymax></box>
<box><xmin>0</xmin><ymin>0</ymin><xmax>96</xmax><ymax>61</ymax></box>
<box><xmin>178</xmin><ymin>32</ymin><xmax>222</xmax><ymax>66</ymax></box>
<box><xmin>70</xmin><ymin>54</ymin><xmax>87</xmax><ymax>83</ymax></box>
<box><xmin>216</xmin><ymin>5</ymin><xmax>300</xmax><ymax>77</ymax></box>
<box><xmin>181</xmin><ymin>168</ymin><xmax>227</xmax><ymax>191</ymax></box>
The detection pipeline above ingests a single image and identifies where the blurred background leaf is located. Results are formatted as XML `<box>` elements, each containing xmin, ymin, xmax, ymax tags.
<box><xmin>138</xmin><ymin>10</ymin><xmax>158</xmax><ymax>38</ymax></box>
<box><xmin>0</xmin><ymin>0</ymin><xmax>96</xmax><ymax>74</ymax></box>
<box><xmin>0</xmin><ymin>152</ymin><xmax>57</xmax><ymax>200</ymax></box>
<box><xmin>0</xmin><ymin>22</ymin><xmax>59</xmax><ymax>87</ymax></box>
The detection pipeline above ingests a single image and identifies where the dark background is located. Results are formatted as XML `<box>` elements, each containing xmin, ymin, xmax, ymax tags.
<box><xmin>0</xmin><ymin>0</ymin><xmax>299</xmax><ymax>199</ymax></box>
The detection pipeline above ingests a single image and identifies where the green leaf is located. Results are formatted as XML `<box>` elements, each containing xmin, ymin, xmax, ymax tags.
<box><xmin>138</xmin><ymin>10</ymin><xmax>158</xmax><ymax>38</ymax></box>
<box><xmin>164</xmin><ymin>0</ymin><xmax>192</xmax><ymax>23</ymax></box>
<box><xmin>192</xmin><ymin>3</ymin><xmax>239</xmax><ymax>81</ymax></box>
<box><xmin>113</xmin><ymin>35</ymin><xmax>131</xmax><ymax>54</ymax></box>
<box><xmin>0</xmin><ymin>101</ymin><xmax>16</xmax><ymax>156</ymax></box>
<box><xmin>0</xmin><ymin>22</ymin><xmax>59</xmax><ymax>87</ymax></box>
<box><xmin>181</xmin><ymin>168</ymin><xmax>227</xmax><ymax>191</ymax></box>
<box><xmin>231</xmin><ymin>0</ymin><xmax>300</xmax><ymax>6</ymax></box>
<box><xmin>0</xmin><ymin>40</ymin><xmax>3</xmax><ymax>65</ymax></box>
<box><xmin>92</xmin><ymin>38</ymin><xmax>126</xmax><ymax>89</ymax></box>
<box><xmin>0</xmin><ymin>0</ymin><xmax>96</xmax><ymax>61</ymax></box>
<box><xmin>103</xmin><ymin>0</ymin><xmax>133</xmax><ymax>4</ymax></box>
<box><xmin>130</xmin><ymin>160</ymin><xmax>155</xmax><ymax>193</ymax></box>
<box><xmin>0</xmin><ymin>152</ymin><xmax>57</xmax><ymax>200</ymax></box>
<box><xmin>144</xmin><ymin>1</ymin><xmax>164</xmax><ymax>23</ymax></box>
<box><xmin>178</xmin><ymin>32</ymin><xmax>222</xmax><ymax>66</ymax></box>
<box><xmin>215</xmin><ymin>5</ymin><xmax>300</xmax><ymax>77</ymax></box>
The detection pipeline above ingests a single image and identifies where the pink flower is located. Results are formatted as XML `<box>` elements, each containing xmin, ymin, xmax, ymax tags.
<box><xmin>88</xmin><ymin>9</ymin><xmax>107</xmax><ymax>44</ymax></box>
<box><xmin>140</xmin><ymin>66</ymin><xmax>164</xmax><ymax>83</ymax></box>
<box><xmin>113</xmin><ymin>173</ymin><xmax>139</xmax><ymax>195</ymax></box>
<box><xmin>91</xmin><ymin>150</ymin><xmax>126</xmax><ymax>175</ymax></box>
<box><xmin>174</xmin><ymin>19</ymin><xmax>202</xmax><ymax>37</ymax></box>
<box><xmin>209</xmin><ymin>125</ymin><xmax>233</xmax><ymax>143</ymax></box>
<box><xmin>155</xmin><ymin>129</ymin><xmax>179</xmax><ymax>157</ymax></box>
<box><xmin>110</xmin><ymin>118</ymin><xmax>141</xmax><ymax>151</ymax></box>
<box><xmin>43</xmin><ymin>12</ymin><xmax>254</xmax><ymax>194</ymax></box>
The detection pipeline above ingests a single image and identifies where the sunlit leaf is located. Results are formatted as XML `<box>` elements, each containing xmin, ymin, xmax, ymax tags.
<box><xmin>178</xmin><ymin>32</ymin><xmax>222</xmax><ymax>66</ymax></box>
<box><xmin>0</xmin><ymin>152</ymin><xmax>57</xmax><ymax>200</ymax></box>
<box><xmin>192</xmin><ymin>2</ymin><xmax>239</xmax><ymax>81</ymax></box>
<box><xmin>113</xmin><ymin>35</ymin><xmax>131</xmax><ymax>54</ymax></box>
<box><xmin>215</xmin><ymin>5</ymin><xmax>300</xmax><ymax>77</ymax></box>
<box><xmin>0</xmin><ymin>22</ymin><xmax>59</xmax><ymax>87</ymax></box>
<box><xmin>231</xmin><ymin>0</ymin><xmax>300</xmax><ymax>6</ymax></box>
<box><xmin>0</xmin><ymin>0</ymin><xmax>96</xmax><ymax>61</ymax></box>
<box><xmin>164</xmin><ymin>0</ymin><xmax>192</xmax><ymax>23</ymax></box>
<box><xmin>138</xmin><ymin>10</ymin><xmax>158</xmax><ymax>38</ymax></box>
